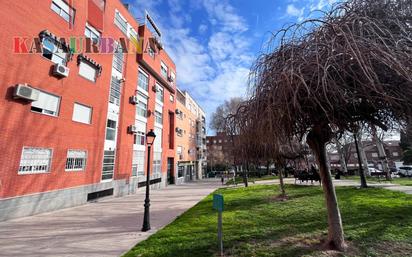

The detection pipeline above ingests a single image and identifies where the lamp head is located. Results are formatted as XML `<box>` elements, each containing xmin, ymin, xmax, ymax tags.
<box><xmin>146</xmin><ymin>129</ymin><xmax>156</xmax><ymax>146</ymax></box>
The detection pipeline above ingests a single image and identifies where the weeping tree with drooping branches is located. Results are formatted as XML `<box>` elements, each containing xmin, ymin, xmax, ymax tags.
<box><xmin>247</xmin><ymin>0</ymin><xmax>412</xmax><ymax>251</ymax></box>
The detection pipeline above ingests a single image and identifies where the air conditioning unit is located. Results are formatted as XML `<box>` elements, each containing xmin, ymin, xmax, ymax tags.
<box><xmin>128</xmin><ymin>125</ymin><xmax>138</xmax><ymax>134</ymax></box>
<box><xmin>53</xmin><ymin>64</ymin><xmax>70</xmax><ymax>77</ymax></box>
<box><xmin>168</xmin><ymin>75</ymin><xmax>174</xmax><ymax>82</ymax></box>
<box><xmin>14</xmin><ymin>84</ymin><xmax>40</xmax><ymax>101</ymax></box>
<box><xmin>129</xmin><ymin>95</ymin><xmax>138</xmax><ymax>104</ymax></box>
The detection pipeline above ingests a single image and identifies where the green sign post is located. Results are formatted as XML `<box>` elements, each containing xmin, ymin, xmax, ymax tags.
<box><xmin>213</xmin><ymin>194</ymin><xmax>224</xmax><ymax>256</ymax></box>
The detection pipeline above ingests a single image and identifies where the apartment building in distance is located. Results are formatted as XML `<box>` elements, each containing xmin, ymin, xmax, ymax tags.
<box><xmin>206</xmin><ymin>132</ymin><xmax>236</xmax><ymax>169</ymax></box>
<box><xmin>175</xmin><ymin>88</ymin><xmax>207</xmax><ymax>183</ymax></box>
<box><xmin>0</xmin><ymin>0</ymin><xmax>177</xmax><ymax>221</ymax></box>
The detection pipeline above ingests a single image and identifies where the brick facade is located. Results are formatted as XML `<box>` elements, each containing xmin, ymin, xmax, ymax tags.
<box><xmin>0</xmin><ymin>0</ymin><xmax>178</xmax><ymax>219</ymax></box>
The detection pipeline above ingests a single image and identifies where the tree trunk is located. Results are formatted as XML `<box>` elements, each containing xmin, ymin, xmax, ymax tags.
<box><xmin>307</xmin><ymin>125</ymin><xmax>346</xmax><ymax>251</ymax></box>
<box><xmin>334</xmin><ymin>138</ymin><xmax>348</xmax><ymax>174</ymax></box>
<box><xmin>266</xmin><ymin>160</ymin><xmax>271</xmax><ymax>175</ymax></box>
<box><xmin>279</xmin><ymin>165</ymin><xmax>286</xmax><ymax>197</ymax></box>
<box><xmin>242</xmin><ymin>165</ymin><xmax>248</xmax><ymax>187</ymax></box>
<box><xmin>354</xmin><ymin>133</ymin><xmax>368</xmax><ymax>188</ymax></box>
<box><xmin>372</xmin><ymin>126</ymin><xmax>391</xmax><ymax>180</ymax></box>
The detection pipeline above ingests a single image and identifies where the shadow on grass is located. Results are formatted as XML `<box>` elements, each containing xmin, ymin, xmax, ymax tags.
<box><xmin>124</xmin><ymin>185</ymin><xmax>412</xmax><ymax>257</ymax></box>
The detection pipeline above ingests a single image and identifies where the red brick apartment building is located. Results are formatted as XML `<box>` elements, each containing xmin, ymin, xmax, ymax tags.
<box><xmin>0</xmin><ymin>0</ymin><xmax>178</xmax><ymax>221</ymax></box>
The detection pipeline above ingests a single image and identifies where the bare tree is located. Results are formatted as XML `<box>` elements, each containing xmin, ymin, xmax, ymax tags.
<box><xmin>210</xmin><ymin>97</ymin><xmax>243</xmax><ymax>132</ymax></box>
<box><xmin>246</xmin><ymin>0</ymin><xmax>412</xmax><ymax>251</ymax></box>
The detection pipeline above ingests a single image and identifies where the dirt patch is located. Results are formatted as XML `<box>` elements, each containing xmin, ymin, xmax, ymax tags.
<box><xmin>224</xmin><ymin>233</ymin><xmax>362</xmax><ymax>257</ymax></box>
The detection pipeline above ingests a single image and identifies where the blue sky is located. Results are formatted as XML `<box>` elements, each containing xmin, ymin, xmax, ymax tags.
<box><xmin>122</xmin><ymin>0</ymin><xmax>336</xmax><ymax>132</ymax></box>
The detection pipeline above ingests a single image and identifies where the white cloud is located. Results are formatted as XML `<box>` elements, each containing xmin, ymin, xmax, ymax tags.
<box><xmin>198</xmin><ymin>24</ymin><xmax>208</xmax><ymax>34</ymax></box>
<box><xmin>286</xmin><ymin>4</ymin><xmax>304</xmax><ymax>17</ymax></box>
<box><xmin>127</xmin><ymin>0</ymin><xmax>253</xmax><ymax>130</ymax></box>
<box><xmin>202</xmin><ymin>0</ymin><xmax>248</xmax><ymax>32</ymax></box>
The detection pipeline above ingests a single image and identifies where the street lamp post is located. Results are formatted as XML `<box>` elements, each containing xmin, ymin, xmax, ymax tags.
<box><xmin>142</xmin><ymin>129</ymin><xmax>156</xmax><ymax>232</ymax></box>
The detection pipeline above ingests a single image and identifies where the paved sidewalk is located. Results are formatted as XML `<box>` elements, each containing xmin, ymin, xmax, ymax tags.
<box><xmin>0</xmin><ymin>180</ymin><xmax>220</xmax><ymax>257</ymax></box>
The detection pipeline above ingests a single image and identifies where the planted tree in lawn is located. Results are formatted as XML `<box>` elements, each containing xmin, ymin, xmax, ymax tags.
<box><xmin>248</xmin><ymin>0</ymin><xmax>412</xmax><ymax>251</ymax></box>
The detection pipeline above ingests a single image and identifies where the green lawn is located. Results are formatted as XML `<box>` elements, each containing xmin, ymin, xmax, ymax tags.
<box><xmin>342</xmin><ymin>175</ymin><xmax>412</xmax><ymax>186</ymax></box>
<box><xmin>225</xmin><ymin>175</ymin><xmax>279</xmax><ymax>185</ymax></box>
<box><xmin>123</xmin><ymin>185</ymin><xmax>412</xmax><ymax>257</ymax></box>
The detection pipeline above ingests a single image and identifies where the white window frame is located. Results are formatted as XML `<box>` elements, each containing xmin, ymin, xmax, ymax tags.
<box><xmin>85</xmin><ymin>22</ymin><xmax>101</xmax><ymax>44</ymax></box>
<box><xmin>65</xmin><ymin>149</ymin><xmax>87</xmax><ymax>171</ymax></box>
<box><xmin>156</xmin><ymin>84</ymin><xmax>164</xmax><ymax>103</ymax></box>
<box><xmin>72</xmin><ymin>103</ymin><xmax>92</xmax><ymax>124</ymax></box>
<box><xmin>132</xmin><ymin>150</ymin><xmax>145</xmax><ymax>177</ymax></box>
<box><xmin>106</xmin><ymin>119</ymin><xmax>117</xmax><ymax>141</ymax></box>
<box><xmin>31</xmin><ymin>90</ymin><xmax>61</xmax><ymax>117</ymax></box>
<box><xmin>138</xmin><ymin>69</ymin><xmax>149</xmax><ymax>93</ymax></box>
<box><xmin>18</xmin><ymin>147</ymin><xmax>53</xmax><ymax>174</ymax></box>
<box><xmin>114</xmin><ymin>10</ymin><xmax>128</xmax><ymax>35</ymax></box>
<box><xmin>109</xmin><ymin>76</ymin><xmax>122</xmax><ymax>106</ymax></box>
<box><xmin>42</xmin><ymin>36</ymin><xmax>68</xmax><ymax>65</ymax></box>
<box><xmin>161</xmin><ymin>61</ymin><xmax>168</xmax><ymax>78</ymax></box>
<box><xmin>51</xmin><ymin>0</ymin><xmax>75</xmax><ymax>24</ymax></box>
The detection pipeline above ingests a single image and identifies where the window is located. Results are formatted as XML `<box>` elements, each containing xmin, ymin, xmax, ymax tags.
<box><xmin>178</xmin><ymin>166</ymin><xmax>184</xmax><ymax>178</ymax></box>
<box><xmin>18</xmin><ymin>147</ymin><xmax>52</xmax><ymax>174</ymax></box>
<box><xmin>161</xmin><ymin>62</ymin><xmax>168</xmax><ymax>78</ymax></box>
<box><xmin>79</xmin><ymin>61</ymin><xmax>97</xmax><ymax>82</ymax></box>
<box><xmin>106</xmin><ymin>119</ymin><xmax>116</xmax><ymax>141</ymax></box>
<box><xmin>177</xmin><ymin>146</ymin><xmax>183</xmax><ymax>155</ymax></box>
<box><xmin>109</xmin><ymin>77</ymin><xmax>122</xmax><ymax>106</ymax></box>
<box><xmin>156</xmin><ymin>85</ymin><xmax>164</xmax><ymax>102</ymax></box>
<box><xmin>72</xmin><ymin>103</ymin><xmax>92</xmax><ymax>124</ymax></box>
<box><xmin>148</xmin><ymin>47</ymin><xmax>155</xmax><ymax>57</ymax></box>
<box><xmin>42</xmin><ymin>36</ymin><xmax>68</xmax><ymax>65</ymax></box>
<box><xmin>65</xmin><ymin>150</ymin><xmax>87</xmax><ymax>171</ymax></box>
<box><xmin>153</xmin><ymin>152</ymin><xmax>162</xmax><ymax>176</ymax></box>
<box><xmin>170</xmin><ymin>95</ymin><xmax>174</xmax><ymax>102</ymax></box>
<box><xmin>170</xmin><ymin>72</ymin><xmax>176</xmax><ymax>85</ymax></box>
<box><xmin>132</xmin><ymin>150</ymin><xmax>145</xmax><ymax>176</ymax></box>
<box><xmin>84</xmin><ymin>23</ymin><xmax>101</xmax><ymax>44</ymax></box>
<box><xmin>393</xmin><ymin>152</ymin><xmax>399</xmax><ymax>157</ymax></box>
<box><xmin>102</xmin><ymin>150</ymin><xmax>115</xmax><ymax>180</ymax></box>
<box><xmin>136</xmin><ymin>100</ymin><xmax>147</xmax><ymax>118</ymax></box>
<box><xmin>155</xmin><ymin>111</ymin><xmax>163</xmax><ymax>124</ymax></box>
<box><xmin>114</xmin><ymin>10</ymin><xmax>128</xmax><ymax>35</ymax></box>
<box><xmin>51</xmin><ymin>0</ymin><xmax>75</xmax><ymax>23</ymax></box>
<box><xmin>113</xmin><ymin>45</ymin><xmax>124</xmax><ymax>73</ymax></box>
<box><xmin>31</xmin><ymin>90</ymin><xmax>60</xmax><ymax>116</ymax></box>
<box><xmin>134</xmin><ymin>131</ymin><xmax>145</xmax><ymax>145</ymax></box>
<box><xmin>138</xmin><ymin>70</ymin><xmax>149</xmax><ymax>91</ymax></box>
<box><xmin>371</xmin><ymin>152</ymin><xmax>378</xmax><ymax>157</ymax></box>
<box><xmin>129</xmin><ymin>27</ymin><xmax>138</xmax><ymax>42</ymax></box>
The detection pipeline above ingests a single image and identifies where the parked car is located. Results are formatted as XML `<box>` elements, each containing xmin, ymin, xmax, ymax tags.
<box><xmin>398</xmin><ymin>167</ymin><xmax>412</xmax><ymax>177</ymax></box>
<box><xmin>368</xmin><ymin>167</ymin><xmax>385</xmax><ymax>176</ymax></box>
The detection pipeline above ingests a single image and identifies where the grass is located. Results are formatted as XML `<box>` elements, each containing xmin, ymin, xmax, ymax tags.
<box><xmin>342</xmin><ymin>175</ymin><xmax>412</xmax><ymax>186</ymax></box>
<box><xmin>123</xmin><ymin>185</ymin><xmax>412</xmax><ymax>257</ymax></box>
<box><xmin>225</xmin><ymin>175</ymin><xmax>279</xmax><ymax>185</ymax></box>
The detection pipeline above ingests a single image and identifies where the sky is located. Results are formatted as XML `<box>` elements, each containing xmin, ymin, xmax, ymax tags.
<box><xmin>122</xmin><ymin>0</ymin><xmax>338</xmax><ymax>133</ymax></box>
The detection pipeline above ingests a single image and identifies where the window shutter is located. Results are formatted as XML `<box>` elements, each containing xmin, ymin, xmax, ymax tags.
<box><xmin>79</xmin><ymin>61</ymin><xmax>97</xmax><ymax>81</ymax></box>
<box><xmin>32</xmin><ymin>92</ymin><xmax>60</xmax><ymax>114</ymax></box>
<box><xmin>72</xmin><ymin>103</ymin><xmax>92</xmax><ymax>124</ymax></box>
